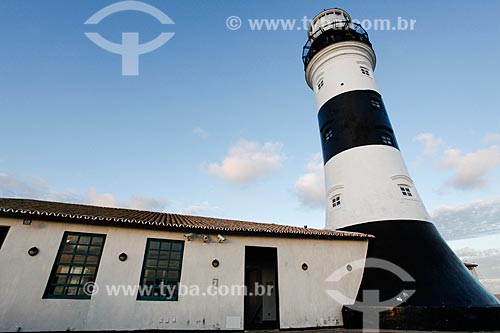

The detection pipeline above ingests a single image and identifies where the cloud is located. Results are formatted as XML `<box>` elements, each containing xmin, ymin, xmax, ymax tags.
<box><xmin>81</xmin><ymin>188</ymin><xmax>171</xmax><ymax>211</ymax></box>
<box><xmin>414</xmin><ymin>132</ymin><xmax>445</xmax><ymax>159</ymax></box>
<box><xmin>0</xmin><ymin>172</ymin><xmax>169</xmax><ymax>212</ymax></box>
<box><xmin>480</xmin><ymin>279</ymin><xmax>500</xmax><ymax>295</ymax></box>
<box><xmin>431</xmin><ymin>197</ymin><xmax>500</xmax><ymax>240</ymax></box>
<box><xmin>0</xmin><ymin>173</ymin><xmax>47</xmax><ymax>198</ymax></box>
<box><xmin>129</xmin><ymin>196</ymin><xmax>170</xmax><ymax>211</ymax></box>
<box><xmin>414</xmin><ymin>134</ymin><xmax>500</xmax><ymax>190</ymax></box>
<box><xmin>439</xmin><ymin>146</ymin><xmax>500</xmax><ymax>189</ymax></box>
<box><xmin>483</xmin><ymin>133</ymin><xmax>500</xmax><ymax>145</ymax></box>
<box><xmin>85</xmin><ymin>187</ymin><xmax>119</xmax><ymax>208</ymax></box>
<box><xmin>193</xmin><ymin>127</ymin><xmax>209</xmax><ymax>139</ymax></box>
<box><xmin>181</xmin><ymin>201</ymin><xmax>223</xmax><ymax>216</ymax></box>
<box><xmin>206</xmin><ymin>140</ymin><xmax>286</xmax><ymax>185</ymax></box>
<box><xmin>452</xmin><ymin>248</ymin><xmax>500</xmax><ymax>294</ymax></box>
<box><xmin>294</xmin><ymin>153</ymin><xmax>325</xmax><ymax>208</ymax></box>
<box><xmin>454</xmin><ymin>247</ymin><xmax>500</xmax><ymax>258</ymax></box>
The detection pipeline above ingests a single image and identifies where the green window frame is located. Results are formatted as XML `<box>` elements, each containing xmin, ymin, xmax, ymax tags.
<box><xmin>44</xmin><ymin>231</ymin><xmax>106</xmax><ymax>299</ymax></box>
<box><xmin>138</xmin><ymin>238</ymin><xmax>184</xmax><ymax>301</ymax></box>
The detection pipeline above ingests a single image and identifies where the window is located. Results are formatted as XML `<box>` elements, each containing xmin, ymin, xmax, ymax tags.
<box><xmin>44</xmin><ymin>232</ymin><xmax>106</xmax><ymax>299</ymax></box>
<box><xmin>360</xmin><ymin>66</ymin><xmax>370</xmax><ymax>76</ymax></box>
<box><xmin>370</xmin><ymin>98</ymin><xmax>381</xmax><ymax>108</ymax></box>
<box><xmin>324</xmin><ymin>128</ymin><xmax>333</xmax><ymax>142</ymax></box>
<box><xmin>399</xmin><ymin>185</ymin><xmax>413</xmax><ymax>197</ymax></box>
<box><xmin>332</xmin><ymin>195</ymin><xmax>341</xmax><ymax>208</ymax></box>
<box><xmin>317</xmin><ymin>79</ymin><xmax>324</xmax><ymax>91</ymax></box>
<box><xmin>381</xmin><ymin>135</ymin><xmax>393</xmax><ymax>146</ymax></box>
<box><xmin>0</xmin><ymin>226</ymin><xmax>9</xmax><ymax>250</ymax></box>
<box><xmin>138</xmin><ymin>239</ymin><xmax>184</xmax><ymax>301</ymax></box>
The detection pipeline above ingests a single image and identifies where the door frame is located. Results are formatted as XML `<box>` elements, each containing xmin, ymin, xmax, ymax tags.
<box><xmin>243</xmin><ymin>246</ymin><xmax>280</xmax><ymax>330</ymax></box>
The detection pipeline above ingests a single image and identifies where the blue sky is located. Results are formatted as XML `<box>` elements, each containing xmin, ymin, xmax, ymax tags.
<box><xmin>1</xmin><ymin>1</ymin><xmax>500</xmax><ymax>288</ymax></box>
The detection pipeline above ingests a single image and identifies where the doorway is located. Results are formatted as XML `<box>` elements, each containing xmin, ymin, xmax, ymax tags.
<box><xmin>0</xmin><ymin>226</ymin><xmax>9</xmax><ymax>250</ymax></box>
<box><xmin>244</xmin><ymin>246</ymin><xmax>279</xmax><ymax>330</ymax></box>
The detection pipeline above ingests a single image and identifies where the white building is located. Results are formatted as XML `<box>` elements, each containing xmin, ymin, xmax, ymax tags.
<box><xmin>0</xmin><ymin>198</ymin><xmax>371</xmax><ymax>332</ymax></box>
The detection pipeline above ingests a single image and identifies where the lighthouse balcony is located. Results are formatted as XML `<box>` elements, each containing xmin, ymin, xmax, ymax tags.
<box><xmin>302</xmin><ymin>22</ymin><xmax>372</xmax><ymax>68</ymax></box>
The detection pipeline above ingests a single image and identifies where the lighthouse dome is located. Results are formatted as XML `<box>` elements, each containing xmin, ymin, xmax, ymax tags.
<box><xmin>303</xmin><ymin>8</ymin><xmax>371</xmax><ymax>69</ymax></box>
<box><xmin>307</xmin><ymin>8</ymin><xmax>352</xmax><ymax>39</ymax></box>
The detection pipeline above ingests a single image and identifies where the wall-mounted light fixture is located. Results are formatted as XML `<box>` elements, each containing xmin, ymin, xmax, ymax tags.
<box><xmin>23</xmin><ymin>218</ymin><xmax>32</xmax><ymax>225</ymax></box>
<box><xmin>217</xmin><ymin>234</ymin><xmax>226</xmax><ymax>243</ymax></box>
<box><xmin>184</xmin><ymin>233</ymin><xmax>194</xmax><ymax>241</ymax></box>
<box><xmin>118</xmin><ymin>253</ymin><xmax>128</xmax><ymax>262</ymax></box>
<box><xmin>28</xmin><ymin>247</ymin><xmax>39</xmax><ymax>256</ymax></box>
<box><xmin>203</xmin><ymin>235</ymin><xmax>210</xmax><ymax>243</ymax></box>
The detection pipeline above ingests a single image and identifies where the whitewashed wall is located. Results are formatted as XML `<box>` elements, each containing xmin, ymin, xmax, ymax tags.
<box><xmin>0</xmin><ymin>217</ymin><xmax>368</xmax><ymax>331</ymax></box>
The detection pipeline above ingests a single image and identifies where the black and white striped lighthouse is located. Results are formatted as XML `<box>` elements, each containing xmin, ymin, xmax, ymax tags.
<box><xmin>303</xmin><ymin>8</ymin><xmax>500</xmax><ymax>330</ymax></box>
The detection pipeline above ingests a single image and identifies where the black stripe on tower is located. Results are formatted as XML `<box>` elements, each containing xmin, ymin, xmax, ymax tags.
<box><xmin>318</xmin><ymin>90</ymin><xmax>398</xmax><ymax>164</ymax></box>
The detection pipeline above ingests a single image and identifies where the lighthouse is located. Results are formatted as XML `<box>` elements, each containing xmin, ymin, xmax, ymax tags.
<box><xmin>303</xmin><ymin>8</ymin><xmax>500</xmax><ymax>330</ymax></box>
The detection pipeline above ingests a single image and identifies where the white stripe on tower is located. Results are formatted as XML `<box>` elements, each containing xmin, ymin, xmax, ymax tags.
<box><xmin>306</xmin><ymin>41</ymin><xmax>378</xmax><ymax>109</ymax></box>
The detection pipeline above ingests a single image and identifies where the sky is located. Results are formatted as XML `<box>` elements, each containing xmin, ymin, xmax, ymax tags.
<box><xmin>0</xmin><ymin>1</ymin><xmax>499</xmax><ymax>292</ymax></box>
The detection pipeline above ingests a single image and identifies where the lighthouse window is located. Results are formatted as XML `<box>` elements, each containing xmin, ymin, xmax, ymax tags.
<box><xmin>381</xmin><ymin>135</ymin><xmax>393</xmax><ymax>146</ymax></box>
<box><xmin>317</xmin><ymin>79</ymin><xmax>324</xmax><ymax>91</ymax></box>
<box><xmin>399</xmin><ymin>185</ymin><xmax>413</xmax><ymax>197</ymax></box>
<box><xmin>324</xmin><ymin>128</ymin><xmax>334</xmax><ymax>141</ymax></box>
<box><xmin>332</xmin><ymin>195</ymin><xmax>341</xmax><ymax>208</ymax></box>
<box><xmin>360</xmin><ymin>66</ymin><xmax>371</xmax><ymax>76</ymax></box>
<box><xmin>370</xmin><ymin>99</ymin><xmax>381</xmax><ymax>108</ymax></box>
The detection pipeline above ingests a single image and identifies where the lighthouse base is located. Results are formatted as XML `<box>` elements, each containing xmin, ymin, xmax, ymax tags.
<box><xmin>340</xmin><ymin>220</ymin><xmax>500</xmax><ymax>330</ymax></box>
<box><xmin>342</xmin><ymin>305</ymin><xmax>500</xmax><ymax>331</ymax></box>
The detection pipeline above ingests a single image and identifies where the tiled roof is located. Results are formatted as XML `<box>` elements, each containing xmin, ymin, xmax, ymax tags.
<box><xmin>0</xmin><ymin>198</ymin><xmax>372</xmax><ymax>240</ymax></box>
